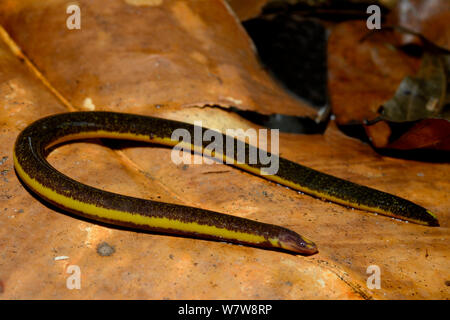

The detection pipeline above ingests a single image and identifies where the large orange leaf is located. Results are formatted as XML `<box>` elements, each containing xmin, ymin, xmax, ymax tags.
<box><xmin>0</xmin><ymin>0</ymin><xmax>448</xmax><ymax>300</ymax></box>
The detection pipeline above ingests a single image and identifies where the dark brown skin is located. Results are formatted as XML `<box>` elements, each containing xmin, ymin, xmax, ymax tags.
<box><xmin>13</xmin><ymin>112</ymin><xmax>439</xmax><ymax>254</ymax></box>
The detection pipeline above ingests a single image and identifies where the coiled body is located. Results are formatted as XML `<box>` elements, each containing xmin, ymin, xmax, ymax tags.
<box><xmin>13</xmin><ymin>112</ymin><xmax>439</xmax><ymax>255</ymax></box>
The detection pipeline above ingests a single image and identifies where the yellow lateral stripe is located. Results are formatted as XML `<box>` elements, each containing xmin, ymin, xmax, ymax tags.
<box><xmin>426</xmin><ymin>210</ymin><xmax>437</xmax><ymax>219</ymax></box>
<box><xmin>261</xmin><ymin>172</ymin><xmax>430</xmax><ymax>225</ymax></box>
<box><xmin>44</xmin><ymin>132</ymin><xmax>287</xmax><ymax>247</ymax></box>
<box><xmin>46</xmin><ymin>130</ymin><xmax>171</xmax><ymax>149</ymax></box>
<box><xmin>43</xmin><ymin>129</ymin><xmax>429</xmax><ymax>225</ymax></box>
<box><xmin>14</xmin><ymin>151</ymin><xmax>279</xmax><ymax>246</ymax></box>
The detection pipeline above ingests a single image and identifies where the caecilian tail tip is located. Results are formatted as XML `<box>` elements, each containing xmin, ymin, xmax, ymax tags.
<box><xmin>425</xmin><ymin>210</ymin><xmax>440</xmax><ymax>227</ymax></box>
<box><xmin>427</xmin><ymin>218</ymin><xmax>440</xmax><ymax>227</ymax></box>
<box><xmin>278</xmin><ymin>230</ymin><xmax>318</xmax><ymax>255</ymax></box>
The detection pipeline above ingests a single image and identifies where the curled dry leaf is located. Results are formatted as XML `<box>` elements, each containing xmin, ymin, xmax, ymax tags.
<box><xmin>387</xmin><ymin>0</ymin><xmax>450</xmax><ymax>50</ymax></box>
<box><xmin>371</xmin><ymin>29</ymin><xmax>450</xmax><ymax>150</ymax></box>
<box><xmin>328</xmin><ymin>20</ymin><xmax>420</xmax><ymax>125</ymax></box>
<box><xmin>329</xmin><ymin>8</ymin><xmax>449</xmax><ymax>151</ymax></box>
<box><xmin>380</xmin><ymin>53</ymin><xmax>449</xmax><ymax>122</ymax></box>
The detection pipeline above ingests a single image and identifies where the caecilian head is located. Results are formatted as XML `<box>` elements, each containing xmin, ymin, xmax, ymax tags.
<box><xmin>277</xmin><ymin>229</ymin><xmax>318</xmax><ymax>255</ymax></box>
